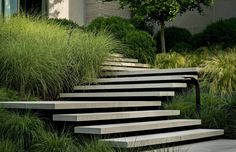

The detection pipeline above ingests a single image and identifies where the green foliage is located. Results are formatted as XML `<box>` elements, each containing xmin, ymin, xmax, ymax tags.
<box><xmin>47</xmin><ymin>18</ymin><xmax>83</xmax><ymax>29</ymax></box>
<box><xmin>122</xmin><ymin>30</ymin><xmax>156</xmax><ymax>63</ymax></box>
<box><xmin>0</xmin><ymin>16</ymin><xmax>116</xmax><ymax>99</ymax></box>
<box><xmin>0</xmin><ymin>87</ymin><xmax>40</xmax><ymax>101</ymax></box>
<box><xmin>154</xmin><ymin>52</ymin><xmax>187</xmax><ymax>68</ymax></box>
<box><xmin>87</xmin><ymin>16</ymin><xmax>135</xmax><ymax>39</ymax></box>
<box><xmin>81</xmin><ymin>140</ymin><xmax>116</xmax><ymax>152</ymax></box>
<box><xmin>202</xmin><ymin>50</ymin><xmax>236</xmax><ymax>95</ymax></box>
<box><xmin>201</xmin><ymin>18</ymin><xmax>236</xmax><ymax>47</ymax></box>
<box><xmin>154</xmin><ymin>48</ymin><xmax>236</xmax><ymax>95</ymax></box>
<box><xmin>130</xmin><ymin>15</ymin><xmax>154</xmax><ymax>35</ymax></box>
<box><xmin>155</xmin><ymin>27</ymin><xmax>192</xmax><ymax>52</ymax></box>
<box><xmin>0</xmin><ymin>139</ymin><xmax>18</xmax><ymax>152</ymax></box>
<box><xmin>164</xmin><ymin>88</ymin><xmax>236</xmax><ymax>138</ymax></box>
<box><xmin>224</xmin><ymin>99</ymin><xmax>236</xmax><ymax>138</ymax></box>
<box><xmin>87</xmin><ymin>16</ymin><xmax>155</xmax><ymax>63</ymax></box>
<box><xmin>0</xmin><ymin>111</ymin><xmax>45</xmax><ymax>149</ymax></box>
<box><xmin>105</xmin><ymin>0</ymin><xmax>213</xmax><ymax>53</ymax></box>
<box><xmin>32</xmin><ymin>130</ymin><xmax>79</xmax><ymax>152</ymax></box>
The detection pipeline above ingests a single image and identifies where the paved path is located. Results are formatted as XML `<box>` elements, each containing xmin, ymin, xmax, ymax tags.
<box><xmin>182</xmin><ymin>139</ymin><xmax>236</xmax><ymax>152</ymax></box>
<box><xmin>148</xmin><ymin>139</ymin><xmax>236</xmax><ymax>152</ymax></box>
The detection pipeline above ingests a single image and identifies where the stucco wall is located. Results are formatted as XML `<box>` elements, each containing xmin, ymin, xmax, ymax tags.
<box><xmin>48</xmin><ymin>0</ymin><xmax>236</xmax><ymax>33</ymax></box>
<box><xmin>48</xmin><ymin>0</ymin><xmax>69</xmax><ymax>19</ymax></box>
<box><xmin>161</xmin><ymin>0</ymin><xmax>236</xmax><ymax>34</ymax></box>
<box><xmin>85</xmin><ymin>0</ymin><xmax>131</xmax><ymax>24</ymax></box>
<box><xmin>69</xmin><ymin>0</ymin><xmax>85</xmax><ymax>26</ymax></box>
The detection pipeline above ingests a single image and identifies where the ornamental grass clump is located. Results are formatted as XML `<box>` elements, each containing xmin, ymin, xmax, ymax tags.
<box><xmin>0</xmin><ymin>139</ymin><xmax>18</xmax><ymax>152</ymax></box>
<box><xmin>32</xmin><ymin>130</ymin><xmax>79</xmax><ymax>152</ymax></box>
<box><xmin>154</xmin><ymin>52</ymin><xmax>187</xmax><ymax>68</ymax></box>
<box><xmin>0</xmin><ymin>110</ymin><xmax>45</xmax><ymax>150</ymax></box>
<box><xmin>201</xmin><ymin>50</ymin><xmax>236</xmax><ymax>95</ymax></box>
<box><xmin>0</xmin><ymin>16</ymin><xmax>117</xmax><ymax>99</ymax></box>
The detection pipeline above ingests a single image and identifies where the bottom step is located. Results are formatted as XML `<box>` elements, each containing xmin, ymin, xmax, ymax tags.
<box><xmin>101</xmin><ymin>129</ymin><xmax>224</xmax><ymax>148</ymax></box>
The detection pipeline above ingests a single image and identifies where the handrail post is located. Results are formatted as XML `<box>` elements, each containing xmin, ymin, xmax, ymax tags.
<box><xmin>184</xmin><ymin>76</ymin><xmax>201</xmax><ymax>116</ymax></box>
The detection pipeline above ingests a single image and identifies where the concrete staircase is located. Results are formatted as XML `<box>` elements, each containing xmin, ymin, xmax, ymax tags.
<box><xmin>0</xmin><ymin>53</ymin><xmax>224</xmax><ymax>150</ymax></box>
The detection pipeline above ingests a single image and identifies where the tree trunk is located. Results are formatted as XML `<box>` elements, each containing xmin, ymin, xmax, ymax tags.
<box><xmin>160</xmin><ymin>21</ymin><xmax>166</xmax><ymax>53</ymax></box>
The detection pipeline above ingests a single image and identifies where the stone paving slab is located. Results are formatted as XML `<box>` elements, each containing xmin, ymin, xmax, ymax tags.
<box><xmin>146</xmin><ymin>139</ymin><xmax>236</xmax><ymax>152</ymax></box>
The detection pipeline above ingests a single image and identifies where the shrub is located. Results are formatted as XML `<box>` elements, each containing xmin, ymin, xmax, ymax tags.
<box><xmin>32</xmin><ymin>130</ymin><xmax>79</xmax><ymax>152</ymax></box>
<box><xmin>0</xmin><ymin>87</ymin><xmax>40</xmax><ymax>101</ymax></box>
<box><xmin>87</xmin><ymin>16</ymin><xmax>135</xmax><ymax>39</ymax></box>
<box><xmin>87</xmin><ymin>16</ymin><xmax>156</xmax><ymax>63</ymax></box>
<box><xmin>201</xmin><ymin>18</ymin><xmax>236</xmax><ymax>47</ymax></box>
<box><xmin>172</xmin><ymin>42</ymin><xmax>192</xmax><ymax>52</ymax></box>
<box><xmin>0</xmin><ymin>16</ymin><xmax>116</xmax><ymax>98</ymax></box>
<box><xmin>201</xmin><ymin>50</ymin><xmax>236</xmax><ymax>95</ymax></box>
<box><xmin>121</xmin><ymin>30</ymin><xmax>156</xmax><ymax>63</ymax></box>
<box><xmin>0</xmin><ymin>111</ymin><xmax>45</xmax><ymax>149</ymax></box>
<box><xmin>130</xmin><ymin>16</ymin><xmax>154</xmax><ymax>35</ymax></box>
<box><xmin>154</xmin><ymin>52</ymin><xmax>187</xmax><ymax>69</ymax></box>
<box><xmin>155</xmin><ymin>27</ymin><xmax>192</xmax><ymax>52</ymax></box>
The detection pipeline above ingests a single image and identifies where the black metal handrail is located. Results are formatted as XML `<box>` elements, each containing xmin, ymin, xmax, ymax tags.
<box><xmin>184</xmin><ymin>76</ymin><xmax>201</xmax><ymax>115</ymax></box>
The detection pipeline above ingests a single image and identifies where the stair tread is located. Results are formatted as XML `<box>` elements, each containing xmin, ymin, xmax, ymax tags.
<box><xmin>109</xmin><ymin>53</ymin><xmax>124</xmax><ymax>58</ymax></box>
<box><xmin>104</xmin><ymin>67</ymin><xmax>200</xmax><ymax>76</ymax></box>
<box><xmin>97</xmin><ymin>75</ymin><xmax>198</xmax><ymax>83</ymax></box>
<box><xmin>102</xmin><ymin>66</ymin><xmax>150</xmax><ymax>72</ymax></box>
<box><xmin>53</xmin><ymin>110</ymin><xmax>180</xmax><ymax>122</ymax></box>
<box><xmin>0</xmin><ymin>101</ymin><xmax>162</xmax><ymax>110</ymax></box>
<box><xmin>105</xmin><ymin>58</ymin><xmax>138</xmax><ymax>63</ymax></box>
<box><xmin>60</xmin><ymin>91</ymin><xmax>175</xmax><ymax>98</ymax></box>
<box><xmin>102</xmin><ymin>62</ymin><xmax>150</xmax><ymax>68</ymax></box>
<box><xmin>74</xmin><ymin>83</ymin><xmax>187</xmax><ymax>90</ymax></box>
<box><xmin>74</xmin><ymin>119</ymin><xmax>201</xmax><ymax>134</ymax></box>
<box><xmin>101</xmin><ymin>129</ymin><xmax>224</xmax><ymax>148</ymax></box>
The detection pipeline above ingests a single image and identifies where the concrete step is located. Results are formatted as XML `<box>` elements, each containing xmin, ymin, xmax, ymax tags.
<box><xmin>102</xmin><ymin>66</ymin><xmax>149</xmax><ymax>72</ymax></box>
<box><xmin>60</xmin><ymin>91</ymin><xmax>175</xmax><ymax>98</ymax></box>
<box><xmin>101</xmin><ymin>129</ymin><xmax>224</xmax><ymax>148</ymax></box>
<box><xmin>74</xmin><ymin>119</ymin><xmax>201</xmax><ymax>135</ymax></box>
<box><xmin>0</xmin><ymin>101</ymin><xmax>161</xmax><ymax>110</ymax></box>
<box><xmin>105</xmin><ymin>58</ymin><xmax>138</xmax><ymax>63</ymax></box>
<box><xmin>102</xmin><ymin>62</ymin><xmax>150</xmax><ymax>68</ymax></box>
<box><xmin>104</xmin><ymin>67</ymin><xmax>200</xmax><ymax>77</ymax></box>
<box><xmin>109</xmin><ymin>53</ymin><xmax>124</xmax><ymax>58</ymax></box>
<box><xmin>53</xmin><ymin>110</ymin><xmax>180</xmax><ymax>122</ymax></box>
<box><xmin>96</xmin><ymin>75</ymin><xmax>197</xmax><ymax>84</ymax></box>
<box><xmin>74</xmin><ymin>83</ymin><xmax>187</xmax><ymax>91</ymax></box>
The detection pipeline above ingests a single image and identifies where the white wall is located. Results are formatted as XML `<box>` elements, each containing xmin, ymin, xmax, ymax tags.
<box><xmin>48</xmin><ymin>0</ymin><xmax>86</xmax><ymax>26</ymax></box>
<box><xmin>85</xmin><ymin>0</ymin><xmax>131</xmax><ymax>24</ymax></box>
<box><xmin>164</xmin><ymin>0</ymin><xmax>236</xmax><ymax>34</ymax></box>
<box><xmin>48</xmin><ymin>0</ymin><xmax>69</xmax><ymax>19</ymax></box>
<box><xmin>47</xmin><ymin>0</ymin><xmax>236</xmax><ymax>32</ymax></box>
<box><xmin>69</xmin><ymin>0</ymin><xmax>85</xmax><ymax>26</ymax></box>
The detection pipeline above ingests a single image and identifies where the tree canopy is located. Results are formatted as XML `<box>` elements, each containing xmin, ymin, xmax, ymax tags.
<box><xmin>103</xmin><ymin>0</ymin><xmax>214</xmax><ymax>53</ymax></box>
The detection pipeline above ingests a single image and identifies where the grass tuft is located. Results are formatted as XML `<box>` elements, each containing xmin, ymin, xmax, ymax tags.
<box><xmin>0</xmin><ymin>16</ymin><xmax>118</xmax><ymax>99</ymax></box>
<box><xmin>0</xmin><ymin>110</ymin><xmax>45</xmax><ymax>149</ymax></box>
<box><xmin>0</xmin><ymin>139</ymin><xmax>18</xmax><ymax>152</ymax></box>
<box><xmin>32</xmin><ymin>130</ymin><xmax>79</xmax><ymax>152</ymax></box>
<box><xmin>202</xmin><ymin>50</ymin><xmax>236</xmax><ymax>95</ymax></box>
